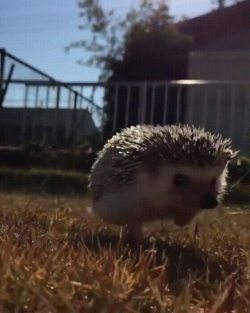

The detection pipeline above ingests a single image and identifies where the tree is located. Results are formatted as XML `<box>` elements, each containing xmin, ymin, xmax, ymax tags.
<box><xmin>67</xmin><ymin>0</ymin><xmax>191</xmax><ymax>80</ymax></box>
<box><xmin>103</xmin><ymin>2</ymin><xmax>192</xmax><ymax>139</ymax></box>
<box><xmin>108</xmin><ymin>3</ymin><xmax>191</xmax><ymax>82</ymax></box>
<box><xmin>68</xmin><ymin>1</ymin><xmax>192</xmax><ymax>139</ymax></box>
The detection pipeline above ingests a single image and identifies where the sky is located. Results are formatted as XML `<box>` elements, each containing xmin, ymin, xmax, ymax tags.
<box><xmin>0</xmin><ymin>0</ymin><xmax>234</xmax><ymax>82</ymax></box>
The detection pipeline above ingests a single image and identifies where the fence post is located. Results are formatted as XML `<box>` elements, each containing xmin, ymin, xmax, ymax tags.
<box><xmin>215</xmin><ymin>87</ymin><xmax>222</xmax><ymax>133</ymax></box>
<box><xmin>0</xmin><ymin>49</ymin><xmax>6</xmax><ymax>108</ymax></box>
<box><xmin>20</xmin><ymin>85</ymin><xmax>29</xmax><ymax>145</ymax></box>
<box><xmin>201</xmin><ymin>87</ymin><xmax>208</xmax><ymax>129</ymax></box>
<box><xmin>125</xmin><ymin>86</ymin><xmax>131</xmax><ymax>127</ymax></box>
<box><xmin>138</xmin><ymin>82</ymin><xmax>147</xmax><ymax>124</ymax></box>
<box><xmin>79</xmin><ymin>86</ymin><xmax>84</xmax><ymax>109</ymax></box>
<box><xmin>0</xmin><ymin>63</ymin><xmax>15</xmax><ymax>109</ymax></box>
<box><xmin>187</xmin><ymin>86</ymin><xmax>195</xmax><ymax>125</ymax></box>
<box><xmin>176</xmin><ymin>86</ymin><xmax>182</xmax><ymax>123</ymax></box>
<box><xmin>90</xmin><ymin>86</ymin><xmax>96</xmax><ymax>114</ymax></box>
<box><xmin>243</xmin><ymin>88</ymin><xmax>249</xmax><ymax>153</ymax></box>
<box><xmin>150</xmin><ymin>85</ymin><xmax>156</xmax><ymax>124</ymax></box>
<box><xmin>53</xmin><ymin>85</ymin><xmax>60</xmax><ymax>145</ymax></box>
<box><xmin>42</xmin><ymin>86</ymin><xmax>50</xmax><ymax>144</ymax></box>
<box><xmin>163</xmin><ymin>84</ymin><xmax>169</xmax><ymax>125</ymax></box>
<box><xmin>67</xmin><ymin>89</ymin><xmax>72</xmax><ymax>109</ymax></box>
<box><xmin>31</xmin><ymin>86</ymin><xmax>39</xmax><ymax>143</ymax></box>
<box><xmin>69</xmin><ymin>91</ymin><xmax>78</xmax><ymax>144</ymax></box>
<box><xmin>229</xmin><ymin>86</ymin><xmax>236</xmax><ymax>139</ymax></box>
<box><xmin>112</xmin><ymin>85</ymin><xmax>119</xmax><ymax>134</ymax></box>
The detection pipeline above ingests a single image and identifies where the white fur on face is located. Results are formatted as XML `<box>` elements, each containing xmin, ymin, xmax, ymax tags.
<box><xmin>138</xmin><ymin>163</ymin><xmax>226</xmax><ymax>200</ymax></box>
<box><xmin>92</xmin><ymin>163</ymin><xmax>228</xmax><ymax>226</ymax></box>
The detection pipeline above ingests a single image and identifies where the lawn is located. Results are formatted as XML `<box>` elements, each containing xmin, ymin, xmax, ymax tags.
<box><xmin>0</xmin><ymin>192</ymin><xmax>250</xmax><ymax>312</ymax></box>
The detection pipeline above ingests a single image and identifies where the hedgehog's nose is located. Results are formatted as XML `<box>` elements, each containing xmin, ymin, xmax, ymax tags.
<box><xmin>201</xmin><ymin>194</ymin><xmax>218</xmax><ymax>209</ymax></box>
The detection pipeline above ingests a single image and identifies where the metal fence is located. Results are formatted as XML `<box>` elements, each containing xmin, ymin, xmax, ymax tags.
<box><xmin>0</xmin><ymin>49</ymin><xmax>102</xmax><ymax>146</ymax></box>
<box><xmin>64</xmin><ymin>80</ymin><xmax>250</xmax><ymax>154</ymax></box>
<box><xmin>1</xmin><ymin>49</ymin><xmax>250</xmax><ymax>154</ymax></box>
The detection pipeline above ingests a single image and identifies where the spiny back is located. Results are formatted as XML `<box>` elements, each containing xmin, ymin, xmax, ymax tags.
<box><xmin>89</xmin><ymin>124</ymin><xmax>236</xmax><ymax>200</ymax></box>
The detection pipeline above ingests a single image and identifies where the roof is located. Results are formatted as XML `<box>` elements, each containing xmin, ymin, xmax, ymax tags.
<box><xmin>178</xmin><ymin>1</ymin><xmax>250</xmax><ymax>49</ymax></box>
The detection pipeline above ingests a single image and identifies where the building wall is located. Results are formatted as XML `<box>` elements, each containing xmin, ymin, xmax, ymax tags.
<box><xmin>202</xmin><ymin>30</ymin><xmax>250</xmax><ymax>51</ymax></box>
<box><xmin>188</xmin><ymin>51</ymin><xmax>250</xmax><ymax>80</ymax></box>
<box><xmin>186</xmin><ymin>50</ymin><xmax>250</xmax><ymax>155</ymax></box>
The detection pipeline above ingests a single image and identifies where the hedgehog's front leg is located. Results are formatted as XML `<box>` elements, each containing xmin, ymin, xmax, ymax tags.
<box><xmin>120</xmin><ymin>222</ymin><xmax>143</xmax><ymax>245</ymax></box>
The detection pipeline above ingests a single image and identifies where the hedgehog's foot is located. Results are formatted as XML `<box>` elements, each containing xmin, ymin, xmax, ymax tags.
<box><xmin>120</xmin><ymin>223</ymin><xmax>143</xmax><ymax>246</ymax></box>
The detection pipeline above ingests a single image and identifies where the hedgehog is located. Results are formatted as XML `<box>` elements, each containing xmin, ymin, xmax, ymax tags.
<box><xmin>89</xmin><ymin>124</ymin><xmax>238</xmax><ymax>243</ymax></box>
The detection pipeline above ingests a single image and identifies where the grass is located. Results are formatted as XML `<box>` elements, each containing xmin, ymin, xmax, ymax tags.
<box><xmin>0</xmin><ymin>192</ymin><xmax>250</xmax><ymax>312</ymax></box>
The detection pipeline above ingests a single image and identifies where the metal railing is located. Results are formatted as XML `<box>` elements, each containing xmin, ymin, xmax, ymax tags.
<box><xmin>1</xmin><ymin>78</ymin><xmax>250</xmax><ymax>154</ymax></box>
<box><xmin>64</xmin><ymin>80</ymin><xmax>250</xmax><ymax>155</ymax></box>
<box><xmin>0</xmin><ymin>49</ymin><xmax>103</xmax><ymax>146</ymax></box>
<box><xmin>1</xmin><ymin>50</ymin><xmax>250</xmax><ymax>153</ymax></box>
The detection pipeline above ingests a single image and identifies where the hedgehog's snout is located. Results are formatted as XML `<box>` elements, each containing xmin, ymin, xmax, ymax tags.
<box><xmin>200</xmin><ymin>193</ymin><xmax>218</xmax><ymax>209</ymax></box>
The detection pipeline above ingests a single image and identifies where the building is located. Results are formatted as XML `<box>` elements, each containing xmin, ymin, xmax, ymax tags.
<box><xmin>0</xmin><ymin>107</ymin><xmax>97</xmax><ymax>146</ymax></box>
<box><xmin>179</xmin><ymin>0</ymin><xmax>250</xmax><ymax>75</ymax></box>
<box><xmin>178</xmin><ymin>1</ymin><xmax>250</xmax><ymax>154</ymax></box>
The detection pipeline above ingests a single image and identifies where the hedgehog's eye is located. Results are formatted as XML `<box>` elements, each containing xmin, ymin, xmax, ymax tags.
<box><xmin>173</xmin><ymin>174</ymin><xmax>189</xmax><ymax>187</ymax></box>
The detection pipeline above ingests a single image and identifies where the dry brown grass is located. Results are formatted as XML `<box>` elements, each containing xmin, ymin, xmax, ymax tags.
<box><xmin>0</xmin><ymin>192</ymin><xmax>250</xmax><ymax>313</ymax></box>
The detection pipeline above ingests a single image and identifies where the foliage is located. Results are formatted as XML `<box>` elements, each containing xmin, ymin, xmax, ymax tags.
<box><xmin>0</xmin><ymin>167</ymin><xmax>88</xmax><ymax>195</ymax></box>
<box><xmin>0</xmin><ymin>192</ymin><xmax>250</xmax><ymax>312</ymax></box>
<box><xmin>0</xmin><ymin>146</ymin><xmax>96</xmax><ymax>171</ymax></box>
<box><xmin>107</xmin><ymin>3</ymin><xmax>192</xmax><ymax>82</ymax></box>
<box><xmin>24</xmin><ymin>142</ymin><xmax>45</xmax><ymax>153</ymax></box>
<box><xmin>67</xmin><ymin>1</ymin><xmax>193</xmax><ymax>139</ymax></box>
<box><xmin>77</xmin><ymin>131</ymin><xmax>102</xmax><ymax>152</ymax></box>
<box><xmin>67</xmin><ymin>0</ymin><xmax>192</xmax><ymax>80</ymax></box>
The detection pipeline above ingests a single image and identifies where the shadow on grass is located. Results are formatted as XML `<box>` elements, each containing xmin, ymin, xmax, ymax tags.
<box><xmin>69</xmin><ymin>230</ymin><xmax>240</xmax><ymax>287</ymax></box>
